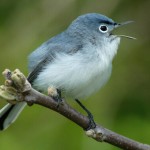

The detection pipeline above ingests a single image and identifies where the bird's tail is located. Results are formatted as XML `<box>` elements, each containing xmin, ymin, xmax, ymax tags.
<box><xmin>0</xmin><ymin>102</ymin><xmax>26</xmax><ymax>130</ymax></box>
<box><xmin>0</xmin><ymin>59</ymin><xmax>40</xmax><ymax>130</ymax></box>
<box><xmin>0</xmin><ymin>69</ymin><xmax>35</xmax><ymax>131</ymax></box>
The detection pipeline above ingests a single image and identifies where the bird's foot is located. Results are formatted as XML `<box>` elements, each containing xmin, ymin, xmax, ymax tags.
<box><xmin>86</xmin><ymin>110</ymin><xmax>96</xmax><ymax>131</ymax></box>
<box><xmin>48</xmin><ymin>87</ymin><xmax>63</xmax><ymax>108</ymax></box>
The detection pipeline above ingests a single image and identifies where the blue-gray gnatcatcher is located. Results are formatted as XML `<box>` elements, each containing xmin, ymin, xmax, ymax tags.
<box><xmin>0</xmin><ymin>13</ymin><xmax>135</xmax><ymax>130</ymax></box>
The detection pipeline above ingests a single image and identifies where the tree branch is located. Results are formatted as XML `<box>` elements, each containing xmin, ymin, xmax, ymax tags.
<box><xmin>0</xmin><ymin>69</ymin><xmax>150</xmax><ymax>150</ymax></box>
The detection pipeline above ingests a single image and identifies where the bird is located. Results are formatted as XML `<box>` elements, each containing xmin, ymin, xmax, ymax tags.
<box><xmin>0</xmin><ymin>13</ymin><xmax>134</xmax><ymax>130</ymax></box>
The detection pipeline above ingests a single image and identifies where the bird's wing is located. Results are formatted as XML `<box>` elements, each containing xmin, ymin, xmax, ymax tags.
<box><xmin>27</xmin><ymin>56</ymin><xmax>50</xmax><ymax>83</ymax></box>
<box><xmin>27</xmin><ymin>36</ymin><xmax>82</xmax><ymax>84</ymax></box>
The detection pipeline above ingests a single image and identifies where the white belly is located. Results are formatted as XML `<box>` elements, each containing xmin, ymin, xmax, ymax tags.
<box><xmin>33</xmin><ymin>52</ymin><xmax>112</xmax><ymax>99</ymax></box>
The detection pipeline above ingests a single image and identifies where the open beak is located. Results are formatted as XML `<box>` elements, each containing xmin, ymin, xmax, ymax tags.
<box><xmin>114</xmin><ymin>21</ymin><xmax>136</xmax><ymax>40</ymax></box>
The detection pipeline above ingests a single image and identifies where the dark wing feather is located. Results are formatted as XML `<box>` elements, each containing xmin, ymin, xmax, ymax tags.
<box><xmin>27</xmin><ymin>57</ymin><xmax>50</xmax><ymax>84</ymax></box>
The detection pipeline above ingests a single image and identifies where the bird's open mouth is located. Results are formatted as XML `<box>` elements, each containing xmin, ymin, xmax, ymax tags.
<box><xmin>109</xmin><ymin>33</ymin><xmax>136</xmax><ymax>40</ymax></box>
<box><xmin>109</xmin><ymin>33</ymin><xmax>120</xmax><ymax>42</ymax></box>
<box><xmin>111</xmin><ymin>21</ymin><xmax>136</xmax><ymax>40</ymax></box>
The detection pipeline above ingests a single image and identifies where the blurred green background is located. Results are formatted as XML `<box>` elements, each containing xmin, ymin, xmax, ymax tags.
<box><xmin>0</xmin><ymin>0</ymin><xmax>150</xmax><ymax>150</ymax></box>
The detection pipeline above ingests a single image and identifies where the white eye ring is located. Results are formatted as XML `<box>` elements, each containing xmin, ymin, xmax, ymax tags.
<box><xmin>99</xmin><ymin>25</ymin><xmax>108</xmax><ymax>33</ymax></box>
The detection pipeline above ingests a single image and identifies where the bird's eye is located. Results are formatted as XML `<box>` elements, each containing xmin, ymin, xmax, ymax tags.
<box><xmin>99</xmin><ymin>25</ymin><xmax>108</xmax><ymax>33</ymax></box>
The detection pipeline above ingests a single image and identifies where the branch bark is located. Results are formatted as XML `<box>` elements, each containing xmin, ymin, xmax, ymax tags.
<box><xmin>0</xmin><ymin>69</ymin><xmax>150</xmax><ymax>150</ymax></box>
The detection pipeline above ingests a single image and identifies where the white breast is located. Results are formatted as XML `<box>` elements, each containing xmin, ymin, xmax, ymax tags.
<box><xmin>33</xmin><ymin>37</ymin><xmax>120</xmax><ymax>99</ymax></box>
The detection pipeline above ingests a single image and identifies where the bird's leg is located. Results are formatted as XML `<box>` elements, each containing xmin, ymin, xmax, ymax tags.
<box><xmin>75</xmin><ymin>99</ymin><xmax>96</xmax><ymax>130</ymax></box>
<box><xmin>48</xmin><ymin>87</ymin><xmax>62</xmax><ymax>107</ymax></box>
<box><xmin>56</xmin><ymin>89</ymin><xmax>62</xmax><ymax>103</ymax></box>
